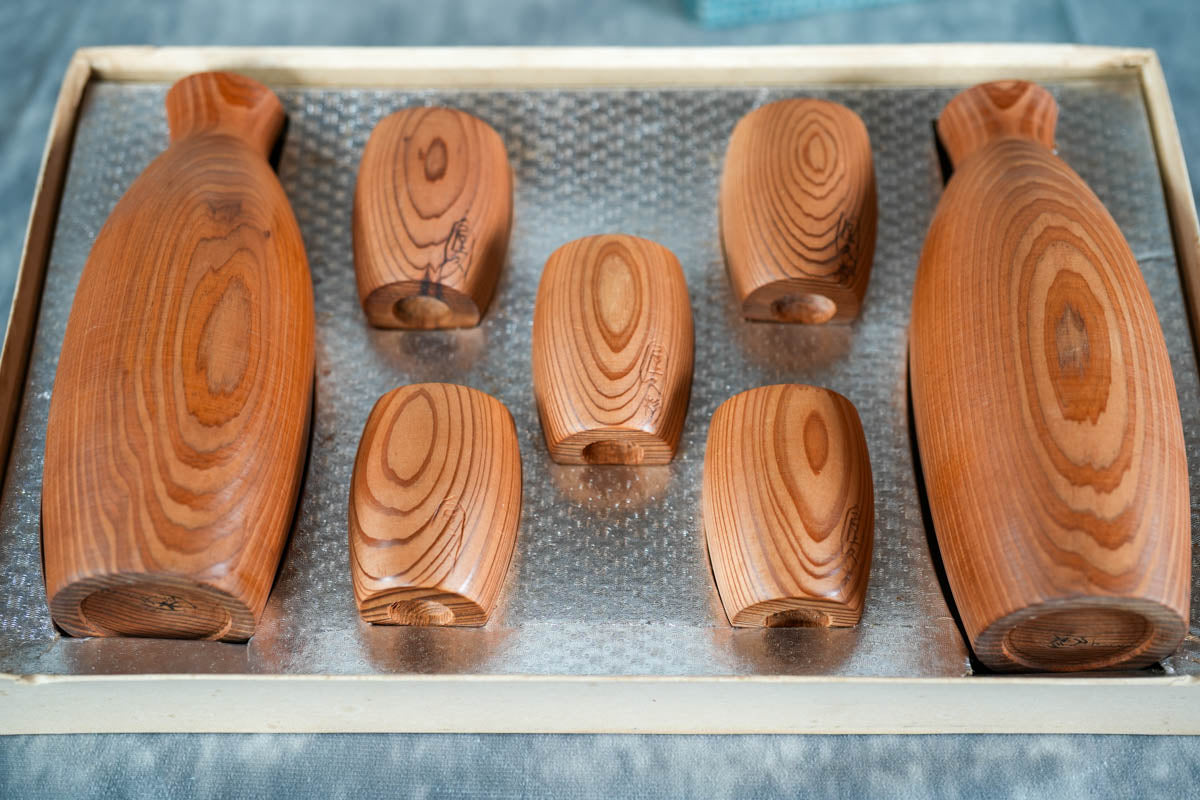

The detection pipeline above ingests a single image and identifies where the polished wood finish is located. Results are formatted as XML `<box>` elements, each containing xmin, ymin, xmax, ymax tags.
<box><xmin>349</xmin><ymin>383</ymin><xmax>522</xmax><ymax>626</ymax></box>
<box><xmin>720</xmin><ymin>98</ymin><xmax>876</xmax><ymax>324</ymax></box>
<box><xmin>910</xmin><ymin>81</ymin><xmax>1191</xmax><ymax>672</ymax></box>
<box><xmin>532</xmin><ymin>234</ymin><xmax>694</xmax><ymax>465</ymax></box>
<box><xmin>354</xmin><ymin>106</ymin><xmax>512</xmax><ymax>329</ymax></box>
<box><xmin>703</xmin><ymin>385</ymin><xmax>874</xmax><ymax>627</ymax></box>
<box><xmin>41</xmin><ymin>71</ymin><xmax>315</xmax><ymax>642</ymax></box>
<box><xmin>7</xmin><ymin>43</ymin><xmax>1200</xmax><ymax>736</ymax></box>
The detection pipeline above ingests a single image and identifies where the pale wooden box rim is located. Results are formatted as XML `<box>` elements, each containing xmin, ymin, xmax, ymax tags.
<box><xmin>2</xmin><ymin>44</ymin><xmax>1198</xmax><ymax>735</ymax></box>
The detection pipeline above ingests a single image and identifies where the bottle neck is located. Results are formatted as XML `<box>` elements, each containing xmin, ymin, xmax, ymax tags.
<box><xmin>937</xmin><ymin>81</ymin><xmax>1058</xmax><ymax>170</ymax></box>
<box><xmin>165</xmin><ymin>72</ymin><xmax>285</xmax><ymax>160</ymax></box>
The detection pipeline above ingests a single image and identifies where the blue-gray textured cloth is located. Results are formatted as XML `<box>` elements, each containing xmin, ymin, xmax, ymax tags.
<box><xmin>684</xmin><ymin>0</ymin><xmax>921</xmax><ymax>27</ymax></box>
<box><xmin>4</xmin><ymin>733</ymin><xmax>1200</xmax><ymax>798</ymax></box>
<box><xmin>1</xmin><ymin>0</ymin><xmax>1199</xmax><ymax>797</ymax></box>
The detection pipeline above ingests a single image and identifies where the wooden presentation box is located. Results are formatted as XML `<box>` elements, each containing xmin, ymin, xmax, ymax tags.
<box><xmin>1</xmin><ymin>45</ymin><xmax>1198</xmax><ymax>734</ymax></box>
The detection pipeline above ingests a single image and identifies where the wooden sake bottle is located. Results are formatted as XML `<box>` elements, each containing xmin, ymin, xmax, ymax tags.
<box><xmin>349</xmin><ymin>383</ymin><xmax>522</xmax><ymax>625</ymax></box>
<box><xmin>354</xmin><ymin>107</ymin><xmax>512</xmax><ymax>329</ymax></box>
<box><xmin>532</xmin><ymin>234</ymin><xmax>694</xmax><ymax>465</ymax></box>
<box><xmin>909</xmin><ymin>81</ymin><xmax>1191</xmax><ymax>671</ymax></box>
<box><xmin>704</xmin><ymin>385</ymin><xmax>874</xmax><ymax>627</ymax></box>
<box><xmin>720</xmin><ymin>98</ymin><xmax>876</xmax><ymax>324</ymax></box>
<box><xmin>41</xmin><ymin>72</ymin><xmax>315</xmax><ymax>642</ymax></box>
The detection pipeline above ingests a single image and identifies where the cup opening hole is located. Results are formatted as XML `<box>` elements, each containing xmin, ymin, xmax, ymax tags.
<box><xmin>764</xmin><ymin>607</ymin><xmax>833</xmax><ymax>628</ymax></box>
<box><xmin>394</xmin><ymin>295</ymin><xmax>451</xmax><ymax>326</ymax></box>
<box><xmin>582</xmin><ymin>440</ymin><xmax>645</xmax><ymax>465</ymax></box>
<box><xmin>772</xmin><ymin>294</ymin><xmax>837</xmax><ymax>324</ymax></box>
<box><xmin>388</xmin><ymin>598</ymin><xmax>455</xmax><ymax>626</ymax></box>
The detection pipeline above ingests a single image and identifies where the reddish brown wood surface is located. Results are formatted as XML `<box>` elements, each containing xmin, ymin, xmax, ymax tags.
<box><xmin>703</xmin><ymin>385</ymin><xmax>874</xmax><ymax>627</ymax></box>
<box><xmin>532</xmin><ymin>234</ymin><xmax>694</xmax><ymax>465</ymax></box>
<box><xmin>720</xmin><ymin>98</ymin><xmax>876</xmax><ymax>324</ymax></box>
<box><xmin>349</xmin><ymin>383</ymin><xmax>521</xmax><ymax>626</ymax></box>
<box><xmin>41</xmin><ymin>72</ymin><xmax>315</xmax><ymax>642</ymax></box>
<box><xmin>354</xmin><ymin>106</ymin><xmax>512</xmax><ymax>329</ymax></box>
<box><xmin>910</xmin><ymin>81</ymin><xmax>1191</xmax><ymax>671</ymax></box>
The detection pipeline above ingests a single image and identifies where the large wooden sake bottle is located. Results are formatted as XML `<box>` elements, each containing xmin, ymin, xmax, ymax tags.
<box><xmin>41</xmin><ymin>72</ymin><xmax>315</xmax><ymax>642</ymax></box>
<box><xmin>909</xmin><ymin>81</ymin><xmax>1191</xmax><ymax>672</ymax></box>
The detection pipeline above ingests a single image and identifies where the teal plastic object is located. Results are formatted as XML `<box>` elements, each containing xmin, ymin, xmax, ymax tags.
<box><xmin>685</xmin><ymin>0</ymin><xmax>918</xmax><ymax>27</ymax></box>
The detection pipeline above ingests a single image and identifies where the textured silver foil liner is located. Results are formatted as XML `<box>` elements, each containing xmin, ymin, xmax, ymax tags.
<box><xmin>1</xmin><ymin>76</ymin><xmax>1196</xmax><ymax>677</ymax></box>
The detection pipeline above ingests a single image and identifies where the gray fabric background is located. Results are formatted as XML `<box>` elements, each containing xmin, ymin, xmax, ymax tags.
<box><xmin>2</xmin><ymin>0</ymin><xmax>1199</xmax><ymax>796</ymax></box>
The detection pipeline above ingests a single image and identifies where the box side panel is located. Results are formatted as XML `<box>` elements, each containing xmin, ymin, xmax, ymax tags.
<box><xmin>2</xmin><ymin>675</ymin><xmax>1198</xmax><ymax>735</ymax></box>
